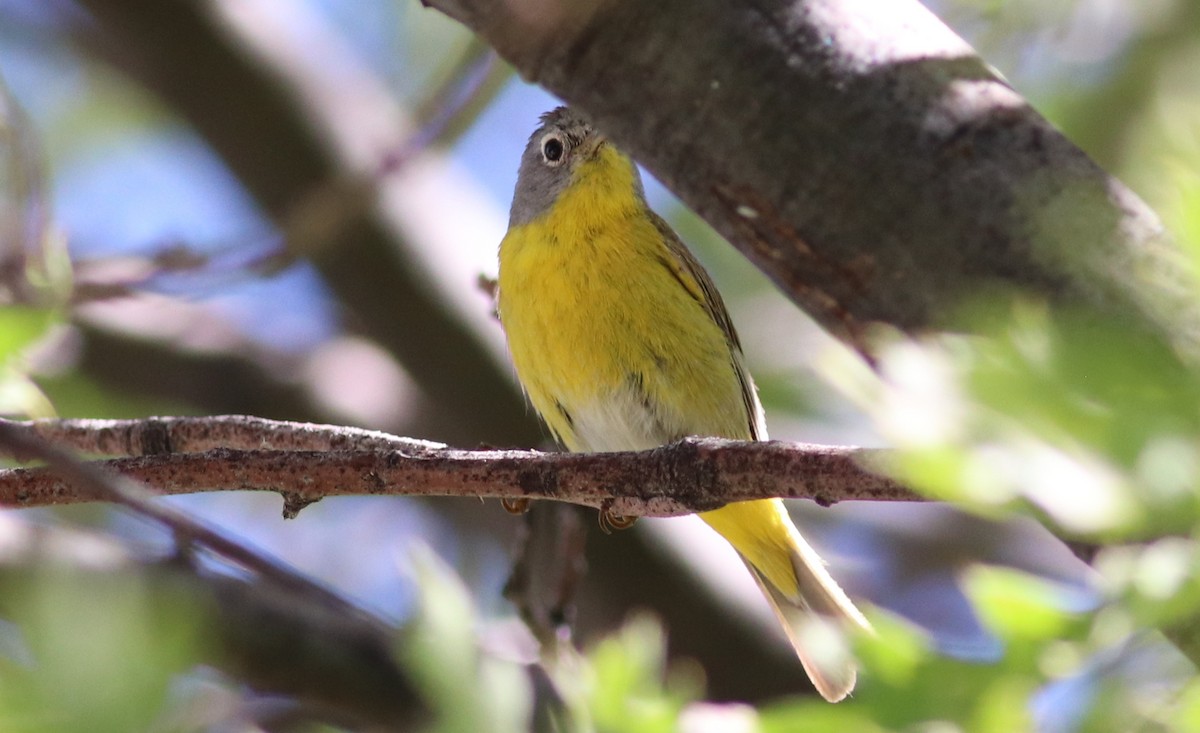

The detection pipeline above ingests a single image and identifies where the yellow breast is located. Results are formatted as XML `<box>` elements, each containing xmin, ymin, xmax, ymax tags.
<box><xmin>497</xmin><ymin>147</ymin><xmax>750</xmax><ymax>451</ymax></box>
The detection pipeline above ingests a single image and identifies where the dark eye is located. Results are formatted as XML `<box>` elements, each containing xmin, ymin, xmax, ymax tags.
<box><xmin>542</xmin><ymin>136</ymin><xmax>565</xmax><ymax>163</ymax></box>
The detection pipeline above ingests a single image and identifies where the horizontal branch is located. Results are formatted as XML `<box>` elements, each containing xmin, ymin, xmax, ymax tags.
<box><xmin>11</xmin><ymin>414</ymin><xmax>445</xmax><ymax>456</ymax></box>
<box><xmin>0</xmin><ymin>416</ymin><xmax>917</xmax><ymax>514</ymax></box>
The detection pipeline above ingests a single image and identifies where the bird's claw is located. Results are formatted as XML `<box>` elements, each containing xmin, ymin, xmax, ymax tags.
<box><xmin>598</xmin><ymin>502</ymin><xmax>637</xmax><ymax>534</ymax></box>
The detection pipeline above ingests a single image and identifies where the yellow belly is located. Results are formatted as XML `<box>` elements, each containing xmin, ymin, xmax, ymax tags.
<box><xmin>498</xmin><ymin>192</ymin><xmax>751</xmax><ymax>451</ymax></box>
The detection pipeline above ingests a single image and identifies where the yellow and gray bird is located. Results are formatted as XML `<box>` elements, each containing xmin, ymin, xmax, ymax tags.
<box><xmin>496</xmin><ymin>106</ymin><xmax>870</xmax><ymax>701</ymax></box>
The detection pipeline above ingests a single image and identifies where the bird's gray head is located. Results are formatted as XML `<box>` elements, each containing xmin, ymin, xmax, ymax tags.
<box><xmin>508</xmin><ymin>106</ymin><xmax>642</xmax><ymax>227</ymax></box>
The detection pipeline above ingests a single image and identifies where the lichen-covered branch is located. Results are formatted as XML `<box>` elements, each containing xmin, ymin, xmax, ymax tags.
<box><xmin>0</xmin><ymin>416</ymin><xmax>916</xmax><ymax>514</ymax></box>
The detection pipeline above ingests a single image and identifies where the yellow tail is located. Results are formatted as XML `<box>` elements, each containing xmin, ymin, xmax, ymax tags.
<box><xmin>699</xmin><ymin>499</ymin><xmax>870</xmax><ymax>702</ymax></box>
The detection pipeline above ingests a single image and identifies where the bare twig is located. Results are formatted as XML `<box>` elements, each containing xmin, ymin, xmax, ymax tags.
<box><xmin>503</xmin><ymin>503</ymin><xmax>589</xmax><ymax>647</ymax></box>
<box><xmin>385</xmin><ymin>36</ymin><xmax>501</xmax><ymax>172</ymax></box>
<box><xmin>0</xmin><ymin>416</ymin><xmax>916</xmax><ymax>514</ymax></box>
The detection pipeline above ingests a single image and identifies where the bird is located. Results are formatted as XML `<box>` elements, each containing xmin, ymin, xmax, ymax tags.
<box><xmin>495</xmin><ymin>106</ymin><xmax>870</xmax><ymax>701</ymax></box>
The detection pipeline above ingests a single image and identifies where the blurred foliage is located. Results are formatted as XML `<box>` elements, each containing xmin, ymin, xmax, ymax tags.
<box><xmin>402</xmin><ymin>545</ymin><xmax>531</xmax><ymax>733</ymax></box>
<box><xmin>0</xmin><ymin>564</ymin><xmax>203</xmax><ymax>733</ymax></box>
<box><xmin>831</xmin><ymin>300</ymin><xmax>1200</xmax><ymax>539</ymax></box>
<box><xmin>403</xmin><ymin>547</ymin><xmax>705</xmax><ymax>733</ymax></box>
<box><xmin>806</xmin><ymin>267</ymin><xmax>1200</xmax><ymax>731</ymax></box>
<box><xmin>0</xmin><ymin>72</ymin><xmax>63</xmax><ymax>420</ymax></box>
<box><xmin>0</xmin><ymin>305</ymin><xmax>56</xmax><ymax>419</ymax></box>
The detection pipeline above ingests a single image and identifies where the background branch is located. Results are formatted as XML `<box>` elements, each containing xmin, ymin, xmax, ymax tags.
<box><xmin>0</xmin><ymin>418</ymin><xmax>390</xmax><ymax>616</ymax></box>
<box><xmin>0</xmin><ymin>520</ymin><xmax>424</xmax><ymax>730</ymax></box>
<box><xmin>0</xmin><ymin>418</ymin><xmax>424</xmax><ymax>730</ymax></box>
<box><xmin>70</xmin><ymin>322</ymin><xmax>328</xmax><ymax>424</ymax></box>
<box><xmin>69</xmin><ymin>0</ymin><xmax>540</xmax><ymax>448</ymax></box>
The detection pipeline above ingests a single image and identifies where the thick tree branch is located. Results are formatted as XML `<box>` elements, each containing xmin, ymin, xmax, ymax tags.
<box><xmin>421</xmin><ymin>0</ymin><xmax>1198</xmax><ymax>359</ymax></box>
<box><xmin>0</xmin><ymin>416</ymin><xmax>915</xmax><ymax>514</ymax></box>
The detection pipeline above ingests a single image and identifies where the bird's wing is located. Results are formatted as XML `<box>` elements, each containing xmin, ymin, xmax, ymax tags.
<box><xmin>648</xmin><ymin>211</ymin><xmax>765</xmax><ymax>441</ymax></box>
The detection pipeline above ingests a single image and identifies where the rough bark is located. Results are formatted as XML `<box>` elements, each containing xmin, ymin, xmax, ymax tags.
<box><xmin>0</xmin><ymin>416</ymin><xmax>915</xmax><ymax>513</ymax></box>
<box><xmin>422</xmin><ymin>0</ymin><xmax>1198</xmax><ymax>358</ymax></box>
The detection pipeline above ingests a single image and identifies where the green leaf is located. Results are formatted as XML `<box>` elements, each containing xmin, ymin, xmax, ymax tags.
<box><xmin>967</xmin><ymin>566</ymin><xmax>1081</xmax><ymax>644</ymax></box>
<box><xmin>399</xmin><ymin>544</ymin><xmax>531</xmax><ymax>733</ymax></box>
<box><xmin>0</xmin><ymin>306</ymin><xmax>58</xmax><ymax>418</ymax></box>
<box><xmin>0</xmin><ymin>568</ymin><xmax>202</xmax><ymax>733</ymax></box>
<box><xmin>854</xmin><ymin>611</ymin><xmax>931</xmax><ymax>688</ymax></box>
<box><xmin>759</xmin><ymin>700</ymin><xmax>890</xmax><ymax>733</ymax></box>
<box><xmin>584</xmin><ymin>614</ymin><xmax>696</xmax><ymax>733</ymax></box>
<box><xmin>0</xmin><ymin>306</ymin><xmax>55</xmax><ymax>366</ymax></box>
<box><xmin>1171</xmin><ymin>677</ymin><xmax>1200</xmax><ymax>731</ymax></box>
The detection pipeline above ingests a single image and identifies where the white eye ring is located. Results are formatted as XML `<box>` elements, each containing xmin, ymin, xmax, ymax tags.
<box><xmin>540</xmin><ymin>133</ymin><xmax>566</xmax><ymax>166</ymax></box>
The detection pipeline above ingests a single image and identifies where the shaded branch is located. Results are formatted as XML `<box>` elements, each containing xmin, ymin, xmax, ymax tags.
<box><xmin>72</xmin><ymin>321</ymin><xmax>327</xmax><ymax>424</ymax></box>
<box><xmin>0</xmin><ymin>416</ymin><xmax>916</xmax><ymax>514</ymax></box>
<box><xmin>421</xmin><ymin>0</ymin><xmax>1198</xmax><ymax>360</ymax></box>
